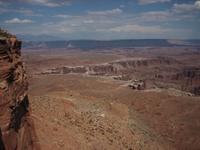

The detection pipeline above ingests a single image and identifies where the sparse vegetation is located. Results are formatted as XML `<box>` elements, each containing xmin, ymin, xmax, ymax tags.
<box><xmin>0</xmin><ymin>28</ymin><xmax>13</xmax><ymax>39</ymax></box>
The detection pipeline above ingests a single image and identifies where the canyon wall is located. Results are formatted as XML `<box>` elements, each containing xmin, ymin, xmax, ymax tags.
<box><xmin>40</xmin><ymin>57</ymin><xmax>200</xmax><ymax>95</ymax></box>
<box><xmin>174</xmin><ymin>67</ymin><xmax>200</xmax><ymax>95</ymax></box>
<box><xmin>0</xmin><ymin>33</ymin><xmax>38</xmax><ymax>149</ymax></box>
<box><xmin>43</xmin><ymin>57</ymin><xmax>179</xmax><ymax>76</ymax></box>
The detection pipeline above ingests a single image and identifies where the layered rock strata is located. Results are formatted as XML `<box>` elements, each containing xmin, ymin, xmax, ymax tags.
<box><xmin>0</xmin><ymin>32</ymin><xmax>38</xmax><ymax>149</ymax></box>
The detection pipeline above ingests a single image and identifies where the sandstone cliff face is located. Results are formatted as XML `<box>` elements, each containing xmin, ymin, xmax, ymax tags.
<box><xmin>43</xmin><ymin>57</ymin><xmax>179</xmax><ymax>76</ymax></box>
<box><xmin>174</xmin><ymin>67</ymin><xmax>200</xmax><ymax>95</ymax></box>
<box><xmin>0</xmin><ymin>33</ymin><xmax>38</xmax><ymax>149</ymax></box>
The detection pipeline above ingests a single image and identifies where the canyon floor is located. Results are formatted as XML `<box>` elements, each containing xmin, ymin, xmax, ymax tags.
<box><xmin>24</xmin><ymin>47</ymin><xmax>200</xmax><ymax>150</ymax></box>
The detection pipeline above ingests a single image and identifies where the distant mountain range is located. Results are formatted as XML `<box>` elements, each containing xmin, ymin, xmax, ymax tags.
<box><xmin>17</xmin><ymin>34</ymin><xmax>64</xmax><ymax>41</ymax></box>
<box><xmin>21</xmin><ymin>38</ymin><xmax>200</xmax><ymax>50</ymax></box>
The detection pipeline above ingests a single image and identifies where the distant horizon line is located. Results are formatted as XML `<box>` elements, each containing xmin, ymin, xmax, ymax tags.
<box><xmin>20</xmin><ymin>38</ymin><xmax>200</xmax><ymax>42</ymax></box>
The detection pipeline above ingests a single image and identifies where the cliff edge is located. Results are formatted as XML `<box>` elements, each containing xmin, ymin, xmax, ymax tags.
<box><xmin>0</xmin><ymin>30</ymin><xmax>39</xmax><ymax>150</ymax></box>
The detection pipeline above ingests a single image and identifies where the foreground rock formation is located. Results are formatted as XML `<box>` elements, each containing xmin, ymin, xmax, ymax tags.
<box><xmin>0</xmin><ymin>30</ymin><xmax>38</xmax><ymax>149</ymax></box>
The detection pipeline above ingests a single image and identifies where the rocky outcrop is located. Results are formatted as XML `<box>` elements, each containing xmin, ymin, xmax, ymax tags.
<box><xmin>0</xmin><ymin>31</ymin><xmax>38</xmax><ymax>149</ymax></box>
<box><xmin>174</xmin><ymin>67</ymin><xmax>200</xmax><ymax>95</ymax></box>
<box><xmin>128</xmin><ymin>80</ymin><xmax>146</xmax><ymax>90</ymax></box>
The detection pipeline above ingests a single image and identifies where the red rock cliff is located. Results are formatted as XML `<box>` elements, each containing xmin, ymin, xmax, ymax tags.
<box><xmin>0</xmin><ymin>31</ymin><xmax>39</xmax><ymax>150</ymax></box>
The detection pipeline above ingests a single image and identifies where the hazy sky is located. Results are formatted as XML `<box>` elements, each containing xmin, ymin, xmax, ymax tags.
<box><xmin>0</xmin><ymin>0</ymin><xmax>200</xmax><ymax>39</ymax></box>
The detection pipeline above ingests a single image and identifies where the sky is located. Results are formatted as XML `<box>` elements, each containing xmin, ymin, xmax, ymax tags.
<box><xmin>0</xmin><ymin>0</ymin><xmax>200</xmax><ymax>40</ymax></box>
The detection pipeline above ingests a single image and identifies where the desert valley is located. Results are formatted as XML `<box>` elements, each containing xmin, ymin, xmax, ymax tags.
<box><xmin>22</xmin><ymin>40</ymin><xmax>200</xmax><ymax>150</ymax></box>
<box><xmin>1</xmin><ymin>0</ymin><xmax>200</xmax><ymax>149</ymax></box>
<box><xmin>1</xmin><ymin>31</ymin><xmax>200</xmax><ymax>150</ymax></box>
